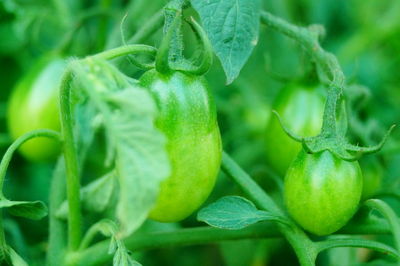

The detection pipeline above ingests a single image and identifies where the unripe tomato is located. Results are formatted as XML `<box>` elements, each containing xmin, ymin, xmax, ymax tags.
<box><xmin>265</xmin><ymin>84</ymin><xmax>325</xmax><ymax>176</ymax></box>
<box><xmin>139</xmin><ymin>69</ymin><xmax>222</xmax><ymax>222</ymax></box>
<box><xmin>7</xmin><ymin>55</ymin><xmax>65</xmax><ymax>161</ymax></box>
<box><xmin>284</xmin><ymin>150</ymin><xmax>362</xmax><ymax>236</ymax></box>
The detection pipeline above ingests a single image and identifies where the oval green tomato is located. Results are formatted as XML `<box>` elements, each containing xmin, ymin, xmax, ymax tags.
<box><xmin>139</xmin><ymin>69</ymin><xmax>222</xmax><ymax>222</ymax></box>
<box><xmin>284</xmin><ymin>150</ymin><xmax>362</xmax><ymax>236</ymax></box>
<box><xmin>7</xmin><ymin>56</ymin><xmax>65</xmax><ymax>161</ymax></box>
<box><xmin>265</xmin><ymin>84</ymin><xmax>325</xmax><ymax>176</ymax></box>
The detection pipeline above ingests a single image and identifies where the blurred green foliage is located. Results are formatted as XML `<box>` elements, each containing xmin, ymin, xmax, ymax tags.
<box><xmin>1</xmin><ymin>0</ymin><xmax>400</xmax><ymax>265</ymax></box>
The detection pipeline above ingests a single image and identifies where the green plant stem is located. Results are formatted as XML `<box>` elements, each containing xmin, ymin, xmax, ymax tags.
<box><xmin>365</xmin><ymin>199</ymin><xmax>400</xmax><ymax>262</ymax></box>
<box><xmin>59</xmin><ymin>44</ymin><xmax>157</xmax><ymax>251</ymax></box>
<box><xmin>221</xmin><ymin>152</ymin><xmax>282</xmax><ymax>215</ymax></box>
<box><xmin>0</xmin><ymin>129</ymin><xmax>60</xmax><ymax>262</ymax></box>
<box><xmin>316</xmin><ymin>238</ymin><xmax>400</xmax><ymax>260</ymax></box>
<box><xmin>59</xmin><ymin>67</ymin><xmax>82</xmax><ymax>251</ymax></box>
<box><xmin>47</xmin><ymin>158</ymin><xmax>68</xmax><ymax>266</ymax></box>
<box><xmin>67</xmin><ymin>222</ymin><xmax>280</xmax><ymax>266</ymax></box>
<box><xmin>93</xmin><ymin>44</ymin><xmax>157</xmax><ymax>60</ymax></box>
<box><xmin>68</xmin><ymin>216</ymin><xmax>393</xmax><ymax>266</ymax></box>
<box><xmin>0</xmin><ymin>215</ymin><xmax>7</xmax><ymax>262</ymax></box>
<box><xmin>0</xmin><ymin>129</ymin><xmax>61</xmax><ymax>195</ymax></box>
<box><xmin>260</xmin><ymin>11</ymin><xmax>346</xmax><ymax>152</ymax></box>
<box><xmin>221</xmin><ymin>152</ymin><xmax>317</xmax><ymax>265</ymax></box>
<box><xmin>155</xmin><ymin>13</ymin><xmax>180</xmax><ymax>74</ymax></box>
<box><xmin>260</xmin><ymin>11</ymin><xmax>345</xmax><ymax>88</ymax></box>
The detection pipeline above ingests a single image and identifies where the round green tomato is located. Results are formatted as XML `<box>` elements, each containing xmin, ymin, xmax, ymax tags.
<box><xmin>360</xmin><ymin>157</ymin><xmax>383</xmax><ymax>200</ymax></box>
<box><xmin>265</xmin><ymin>84</ymin><xmax>325</xmax><ymax>176</ymax></box>
<box><xmin>139</xmin><ymin>69</ymin><xmax>222</xmax><ymax>222</ymax></box>
<box><xmin>284</xmin><ymin>150</ymin><xmax>362</xmax><ymax>236</ymax></box>
<box><xmin>7</xmin><ymin>56</ymin><xmax>65</xmax><ymax>161</ymax></box>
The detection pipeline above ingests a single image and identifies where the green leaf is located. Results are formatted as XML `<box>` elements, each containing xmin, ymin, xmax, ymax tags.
<box><xmin>80</xmin><ymin>220</ymin><xmax>141</xmax><ymax>265</ymax></box>
<box><xmin>80</xmin><ymin>219</ymin><xmax>118</xmax><ymax>250</ymax></box>
<box><xmin>56</xmin><ymin>171</ymin><xmax>116</xmax><ymax>218</ymax></box>
<box><xmin>191</xmin><ymin>0</ymin><xmax>261</xmax><ymax>84</ymax></box>
<box><xmin>197</xmin><ymin>196</ymin><xmax>280</xmax><ymax>230</ymax></box>
<box><xmin>82</xmin><ymin>171</ymin><xmax>116</xmax><ymax>213</ymax></box>
<box><xmin>112</xmin><ymin>107</ymin><xmax>169</xmax><ymax>236</ymax></box>
<box><xmin>74</xmin><ymin>58</ymin><xmax>170</xmax><ymax>237</ymax></box>
<box><xmin>7</xmin><ymin>247</ymin><xmax>28</xmax><ymax>266</ymax></box>
<box><xmin>72</xmin><ymin>98</ymin><xmax>98</xmax><ymax>163</ymax></box>
<box><xmin>0</xmin><ymin>199</ymin><xmax>47</xmax><ymax>220</ymax></box>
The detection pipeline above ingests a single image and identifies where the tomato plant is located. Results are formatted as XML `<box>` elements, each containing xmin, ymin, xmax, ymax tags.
<box><xmin>265</xmin><ymin>84</ymin><xmax>325</xmax><ymax>175</ymax></box>
<box><xmin>1</xmin><ymin>1</ymin><xmax>399</xmax><ymax>266</ymax></box>
<box><xmin>140</xmin><ymin>69</ymin><xmax>222</xmax><ymax>222</ymax></box>
<box><xmin>284</xmin><ymin>149</ymin><xmax>363</xmax><ymax>236</ymax></box>
<box><xmin>7</xmin><ymin>55</ymin><xmax>64</xmax><ymax>161</ymax></box>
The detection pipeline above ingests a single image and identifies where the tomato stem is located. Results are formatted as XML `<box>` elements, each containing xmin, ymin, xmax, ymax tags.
<box><xmin>59</xmin><ymin>67</ymin><xmax>83</xmax><ymax>251</ymax></box>
<box><xmin>67</xmin><ymin>214</ymin><xmax>395</xmax><ymax>266</ymax></box>
<box><xmin>155</xmin><ymin>13</ymin><xmax>181</xmax><ymax>74</ymax></box>
<box><xmin>221</xmin><ymin>152</ymin><xmax>318</xmax><ymax>265</ymax></box>
<box><xmin>0</xmin><ymin>129</ymin><xmax>61</xmax><ymax>196</ymax></box>
<box><xmin>0</xmin><ymin>129</ymin><xmax>60</xmax><ymax>262</ymax></box>
<box><xmin>221</xmin><ymin>152</ymin><xmax>283</xmax><ymax>215</ymax></box>
<box><xmin>47</xmin><ymin>158</ymin><xmax>68</xmax><ymax>265</ymax></box>
<box><xmin>93</xmin><ymin>44</ymin><xmax>157</xmax><ymax>60</ymax></box>
<box><xmin>365</xmin><ymin>199</ymin><xmax>400</xmax><ymax>256</ymax></box>
<box><xmin>316</xmin><ymin>238</ymin><xmax>400</xmax><ymax>261</ymax></box>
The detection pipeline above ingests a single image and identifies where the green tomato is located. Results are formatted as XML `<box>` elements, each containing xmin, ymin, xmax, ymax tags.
<box><xmin>7</xmin><ymin>55</ymin><xmax>65</xmax><ymax>161</ymax></box>
<box><xmin>360</xmin><ymin>157</ymin><xmax>383</xmax><ymax>200</ymax></box>
<box><xmin>265</xmin><ymin>84</ymin><xmax>325</xmax><ymax>176</ymax></box>
<box><xmin>284</xmin><ymin>150</ymin><xmax>363</xmax><ymax>236</ymax></box>
<box><xmin>139</xmin><ymin>69</ymin><xmax>222</xmax><ymax>222</ymax></box>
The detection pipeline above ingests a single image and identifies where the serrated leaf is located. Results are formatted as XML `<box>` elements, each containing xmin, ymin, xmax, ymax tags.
<box><xmin>0</xmin><ymin>199</ymin><xmax>47</xmax><ymax>220</ymax></box>
<box><xmin>73</xmin><ymin>99</ymin><xmax>98</xmax><ymax>162</ymax></box>
<box><xmin>83</xmin><ymin>171</ymin><xmax>116</xmax><ymax>213</ymax></box>
<box><xmin>80</xmin><ymin>219</ymin><xmax>119</xmax><ymax>250</ymax></box>
<box><xmin>197</xmin><ymin>196</ymin><xmax>277</xmax><ymax>230</ymax></box>
<box><xmin>74</xmin><ymin>58</ymin><xmax>170</xmax><ymax>237</ymax></box>
<box><xmin>80</xmin><ymin>220</ymin><xmax>141</xmax><ymax>265</ymax></box>
<box><xmin>191</xmin><ymin>0</ymin><xmax>261</xmax><ymax>84</ymax></box>
<box><xmin>56</xmin><ymin>171</ymin><xmax>116</xmax><ymax>218</ymax></box>
<box><xmin>112</xmin><ymin>110</ymin><xmax>169</xmax><ymax>237</ymax></box>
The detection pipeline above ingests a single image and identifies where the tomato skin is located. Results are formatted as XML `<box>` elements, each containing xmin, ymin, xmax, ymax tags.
<box><xmin>139</xmin><ymin>69</ymin><xmax>222</xmax><ymax>222</ymax></box>
<box><xmin>265</xmin><ymin>84</ymin><xmax>325</xmax><ymax>176</ymax></box>
<box><xmin>7</xmin><ymin>56</ymin><xmax>64</xmax><ymax>161</ymax></box>
<box><xmin>284</xmin><ymin>150</ymin><xmax>362</xmax><ymax>236</ymax></box>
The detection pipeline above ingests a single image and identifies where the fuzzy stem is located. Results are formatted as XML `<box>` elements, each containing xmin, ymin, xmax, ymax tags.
<box><xmin>59</xmin><ymin>68</ymin><xmax>82</xmax><ymax>251</ymax></box>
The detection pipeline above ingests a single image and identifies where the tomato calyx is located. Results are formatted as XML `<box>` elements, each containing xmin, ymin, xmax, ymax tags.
<box><xmin>273</xmin><ymin>86</ymin><xmax>395</xmax><ymax>161</ymax></box>
<box><xmin>155</xmin><ymin>11</ymin><xmax>213</xmax><ymax>76</ymax></box>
